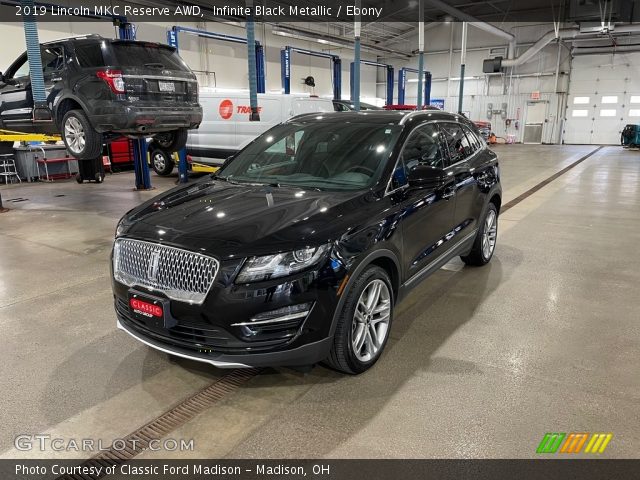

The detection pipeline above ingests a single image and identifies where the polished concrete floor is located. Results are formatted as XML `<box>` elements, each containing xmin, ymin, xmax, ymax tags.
<box><xmin>0</xmin><ymin>145</ymin><xmax>638</xmax><ymax>459</ymax></box>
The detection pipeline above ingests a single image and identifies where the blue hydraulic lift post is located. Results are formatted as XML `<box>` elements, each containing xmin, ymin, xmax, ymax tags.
<box><xmin>167</xmin><ymin>26</ymin><xmax>265</xmax><ymax>93</ymax></box>
<box><xmin>167</xmin><ymin>26</ymin><xmax>267</xmax><ymax>183</ymax></box>
<box><xmin>349</xmin><ymin>60</ymin><xmax>394</xmax><ymax>106</ymax></box>
<box><xmin>280</xmin><ymin>46</ymin><xmax>342</xmax><ymax>100</ymax></box>
<box><xmin>246</xmin><ymin>10</ymin><xmax>260</xmax><ymax>121</ymax></box>
<box><xmin>397</xmin><ymin>67</ymin><xmax>431</xmax><ymax>107</ymax></box>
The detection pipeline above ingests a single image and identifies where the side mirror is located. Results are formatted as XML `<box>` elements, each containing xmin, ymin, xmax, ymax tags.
<box><xmin>407</xmin><ymin>164</ymin><xmax>447</xmax><ymax>188</ymax></box>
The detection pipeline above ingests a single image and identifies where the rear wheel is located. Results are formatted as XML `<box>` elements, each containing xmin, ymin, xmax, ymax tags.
<box><xmin>461</xmin><ymin>202</ymin><xmax>498</xmax><ymax>266</ymax></box>
<box><xmin>153</xmin><ymin>128</ymin><xmax>188</xmax><ymax>152</ymax></box>
<box><xmin>150</xmin><ymin>147</ymin><xmax>175</xmax><ymax>176</ymax></box>
<box><xmin>62</xmin><ymin>110</ymin><xmax>103</xmax><ymax>160</ymax></box>
<box><xmin>325</xmin><ymin>266</ymin><xmax>393</xmax><ymax>374</ymax></box>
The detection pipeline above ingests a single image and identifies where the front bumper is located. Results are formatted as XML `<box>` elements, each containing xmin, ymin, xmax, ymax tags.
<box><xmin>112</xmin><ymin>255</ymin><xmax>346</xmax><ymax>368</ymax></box>
<box><xmin>117</xmin><ymin>317</ymin><xmax>333</xmax><ymax>368</ymax></box>
<box><xmin>90</xmin><ymin>104</ymin><xmax>203</xmax><ymax>134</ymax></box>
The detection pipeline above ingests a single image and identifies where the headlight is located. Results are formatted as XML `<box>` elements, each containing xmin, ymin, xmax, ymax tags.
<box><xmin>236</xmin><ymin>245</ymin><xmax>330</xmax><ymax>283</ymax></box>
<box><xmin>115</xmin><ymin>218</ymin><xmax>126</xmax><ymax>238</ymax></box>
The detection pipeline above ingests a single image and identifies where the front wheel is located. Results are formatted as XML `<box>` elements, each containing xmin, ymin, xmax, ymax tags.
<box><xmin>61</xmin><ymin>109</ymin><xmax>103</xmax><ymax>160</ymax></box>
<box><xmin>325</xmin><ymin>266</ymin><xmax>393</xmax><ymax>374</ymax></box>
<box><xmin>153</xmin><ymin>128</ymin><xmax>188</xmax><ymax>152</ymax></box>
<box><xmin>461</xmin><ymin>202</ymin><xmax>498</xmax><ymax>266</ymax></box>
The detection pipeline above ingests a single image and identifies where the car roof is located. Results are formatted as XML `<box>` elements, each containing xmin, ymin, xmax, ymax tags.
<box><xmin>288</xmin><ymin>110</ymin><xmax>472</xmax><ymax>126</ymax></box>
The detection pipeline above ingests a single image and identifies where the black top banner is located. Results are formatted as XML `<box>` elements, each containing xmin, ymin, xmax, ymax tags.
<box><xmin>1</xmin><ymin>0</ymin><xmax>638</xmax><ymax>23</ymax></box>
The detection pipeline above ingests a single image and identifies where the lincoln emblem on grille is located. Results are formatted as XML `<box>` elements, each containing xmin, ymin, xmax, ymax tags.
<box><xmin>147</xmin><ymin>250</ymin><xmax>161</xmax><ymax>282</ymax></box>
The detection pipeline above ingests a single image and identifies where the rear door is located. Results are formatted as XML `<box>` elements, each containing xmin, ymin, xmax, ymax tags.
<box><xmin>104</xmin><ymin>41</ymin><xmax>198</xmax><ymax>105</ymax></box>
<box><xmin>440</xmin><ymin>122</ymin><xmax>479</xmax><ymax>233</ymax></box>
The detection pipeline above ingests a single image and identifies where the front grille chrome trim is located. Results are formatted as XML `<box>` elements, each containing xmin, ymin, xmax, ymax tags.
<box><xmin>113</xmin><ymin>238</ymin><xmax>219</xmax><ymax>305</ymax></box>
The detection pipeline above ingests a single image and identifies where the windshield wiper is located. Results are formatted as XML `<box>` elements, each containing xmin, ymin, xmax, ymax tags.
<box><xmin>212</xmin><ymin>174</ymin><xmax>242</xmax><ymax>185</ymax></box>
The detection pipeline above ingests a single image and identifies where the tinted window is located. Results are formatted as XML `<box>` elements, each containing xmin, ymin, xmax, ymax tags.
<box><xmin>108</xmin><ymin>43</ymin><xmax>189</xmax><ymax>71</ymax></box>
<box><xmin>75</xmin><ymin>42</ymin><xmax>105</xmax><ymax>67</ymax></box>
<box><xmin>42</xmin><ymin>46</ymin><xmax>64</xmax><ymax>74</ymax></box>
<box><xmin>441</xmin><ymin>123</ymin><xmax>474</xmax><ymax>164</ymax></box>
<box><xmin>10</xmin><ymin>57</ymin><xmax>30</xmax><ymax>79</ymax></box>
<box><xmin>462</xmin><ymin>125</ymin><xmax>483</xmax><ymax>151</ymax></box>
<box><xmin>218</xmin><ymin>122</ymin><xmax>402</xmax><ymax>191</ymax></box>
<box><xmin>401</xmin><ymin>123</ymin><xmax>447</xmax><ymax>170</ymax></box>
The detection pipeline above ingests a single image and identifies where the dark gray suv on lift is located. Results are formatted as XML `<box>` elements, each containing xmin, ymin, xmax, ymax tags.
<box><xmin>0</xmin><ymin>35</ymin><xmax>202</xmax><ymax>159</ymax></box>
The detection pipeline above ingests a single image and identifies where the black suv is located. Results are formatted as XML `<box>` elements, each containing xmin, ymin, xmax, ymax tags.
<box><xmin>111</xmin><ymin>111</ymin><xmax>501</xmax><ymax>374</ymax></box>
<box><xmin>0</xmin><ymin>35</ymin><xmax>202</xmax><ymax>159</ymax></box>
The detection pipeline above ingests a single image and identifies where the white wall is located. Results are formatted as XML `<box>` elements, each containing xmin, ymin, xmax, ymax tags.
<box><xmin>378</xmin><ymin>22</ymin><xmax>572</xmax><ymax>143</ymax></box>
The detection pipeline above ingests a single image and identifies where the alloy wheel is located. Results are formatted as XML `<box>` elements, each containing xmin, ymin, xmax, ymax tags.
<box><xmin>482</xmin><ymin>209</ymin><xmax>498</xmax><ymax>259</ymax></box>
<box><xmin>153</xmin><ymin>152</ymin><xmax>166</xmax><ymax>171</ymax></box>
<box><xmin>64</xmin><ymin>117</ymin><xmax>86</xmax><ymax>154</ymax></box>
<box><xmin>351</xmin><ymin>279</ymin><xmax>391</xmax><ymax>362</ymax></box>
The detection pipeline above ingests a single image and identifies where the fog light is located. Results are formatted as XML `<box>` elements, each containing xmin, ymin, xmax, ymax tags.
<box><xmin>231</xmin><ymin>303</ymin><xmax>312</xmax><ymax>327</ymax></box>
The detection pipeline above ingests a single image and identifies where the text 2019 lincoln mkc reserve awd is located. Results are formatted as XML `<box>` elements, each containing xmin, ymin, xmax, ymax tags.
<box><xmin>111</xmin><ymin>110</ymin><xmax>501</xmax><ymax>374</ymax></box>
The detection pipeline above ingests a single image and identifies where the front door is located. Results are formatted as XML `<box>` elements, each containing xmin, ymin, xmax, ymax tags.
<box><xmin>391</xmin><ymin>122</ymin><xmax>456</xmax><ymax>281</ymax></box>
<box><xmin>0</xmin><ymin>53</ymin><xmax>33</xmax><ymax>131</ymax></box>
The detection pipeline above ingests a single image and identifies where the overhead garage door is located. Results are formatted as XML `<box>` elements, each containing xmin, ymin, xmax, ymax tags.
<box><xmin>564</xmin><ymin>52</ymin><xmax>640</xmax><ymax>145</ymax></box>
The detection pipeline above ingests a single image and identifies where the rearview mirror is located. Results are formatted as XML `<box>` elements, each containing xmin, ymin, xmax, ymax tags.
<box><xmin>407</xmin><ymin>164</ymin><xmax>447</xmax><ymax>188</ymax></box>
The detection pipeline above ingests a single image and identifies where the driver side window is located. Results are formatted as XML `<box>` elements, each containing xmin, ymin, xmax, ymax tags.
<box><xmin>401</xmin><ymin>123</ymin><xmax>447</xmax><ymax>171</ymax></box>
<box><xmin>390</xmin><ymin>123</ymin><xmax>447</xmax><ymax>191</ymax></box>
<box><xmin>8</xmin><ymin>56</ymin><xmax>30</xmax><ymax>80</ymax></box>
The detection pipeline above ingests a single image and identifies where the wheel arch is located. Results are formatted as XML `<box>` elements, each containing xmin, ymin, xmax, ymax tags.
<box><xmin>54</xmin><ymin>95</ymin><xmax>89</xmax><ymax>129</ymax></box>
<box><xmin>329</xmin><ymin>249</ymin><xmax>401</xmax><ymax>338</ymax></box>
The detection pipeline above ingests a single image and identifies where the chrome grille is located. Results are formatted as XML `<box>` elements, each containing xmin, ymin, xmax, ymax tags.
<box><xmin>113</xmin><ymin>238</ymin><xmax>218</xmax><ymax>304</ymax></box>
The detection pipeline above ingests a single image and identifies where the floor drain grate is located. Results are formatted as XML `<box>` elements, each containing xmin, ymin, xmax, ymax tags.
<box><xmin>56</xmin><ymin>368</ymin><xmax>260</xmax><ymax>480</ymax></box>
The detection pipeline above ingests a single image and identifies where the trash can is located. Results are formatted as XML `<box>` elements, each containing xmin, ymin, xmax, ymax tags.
<box><xmin>76</xmin><ymin>157</ymin><xmax>105</xmax><ymax>184</ymax></box>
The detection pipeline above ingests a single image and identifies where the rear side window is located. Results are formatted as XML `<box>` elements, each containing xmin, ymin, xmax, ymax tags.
<box><xmin>108</xmin><ymin>43</ymin><xmax>189</xmax><ymax>71</ymax></box>
<box><xmin>75</xmin><ymin>43</ymin><xmax>105</xmax><ymax>67</ymax></box>
<box><xmin>440</xmin><ymin>123</ymin><xmax>475</xmax><ymax>164</ymax></box>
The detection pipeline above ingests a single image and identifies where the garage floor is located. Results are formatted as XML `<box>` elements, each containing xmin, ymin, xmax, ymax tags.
<box><xmin>1</xmin><ymin>145</ymin><xmax>638</xmax><ymax>459</ymax></box>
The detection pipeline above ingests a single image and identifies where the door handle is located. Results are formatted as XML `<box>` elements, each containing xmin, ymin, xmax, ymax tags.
<box><xmin>441</xmin><ymin>184</ymin><xmax>456</xmax><ymax>200</ymax></box>
<box><xmin>51</xmin><ymin>77</ymin><xmax>62</xmax><ymax>82</ymax></box>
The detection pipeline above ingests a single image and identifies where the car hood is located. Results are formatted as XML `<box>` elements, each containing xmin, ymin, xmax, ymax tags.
<box><xmin>120</xmin><ymin>178</ymin><xmax>374</xmax><ymax>257</ymax></box>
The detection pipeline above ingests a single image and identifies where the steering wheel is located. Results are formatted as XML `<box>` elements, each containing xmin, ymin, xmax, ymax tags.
<box><xmin>345</xmin><ymin>165</ymin><xmax>376</xmax><ymax>176</ymax></box>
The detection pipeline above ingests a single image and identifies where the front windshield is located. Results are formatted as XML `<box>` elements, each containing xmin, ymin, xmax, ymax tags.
<box><xmin>216</xmin><ymin>121</ymin><xmax>402</xmax><ymax>191</ymax></box>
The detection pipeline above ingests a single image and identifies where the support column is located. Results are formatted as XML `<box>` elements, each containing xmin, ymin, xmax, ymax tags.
<box><xmin>417</xmin><ymin>0</ymin><xmax>424</xmax><ymax>109</ymax></box>
<box><xmin>353</xmin><ymin>21</ymin><xmax>361</xmax><ymax>111</ymax></box>
<box><xmin>458</xmin><ymin>22</ymin><xmax>468</xmax><ymax>114</ymax></box>
<box><xmin>246</xmin><ymin>2</ymin><xmax>260</xmax><ymax>121</ymax></box>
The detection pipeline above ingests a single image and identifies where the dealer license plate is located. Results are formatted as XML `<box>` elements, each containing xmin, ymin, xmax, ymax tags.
<box><xmin>158</xmin><ymin>81</ymin><xmax>175</xmax><ymax>92</ymax></box>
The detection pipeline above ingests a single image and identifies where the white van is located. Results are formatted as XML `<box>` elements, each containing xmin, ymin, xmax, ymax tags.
<box><xmin>187</xmin><ymin>90</ymin><xmax>334</xmax><ymax>167</ymax></box>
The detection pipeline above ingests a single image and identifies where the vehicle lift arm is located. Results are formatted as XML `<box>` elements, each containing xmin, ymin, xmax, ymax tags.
<box><xmin>280</xmin><ymin>46</ymin><xmax>341</xmax><ymax>100</ymax></box>
<box><xmin>350</xmin><ymin>60</ymin><xmax>394</xmax><ymax>106</ymax></box>
<box><xmin>397</xmin><ymin>67</ymin><xmax>432</xmax><ymax>107</ymax></box>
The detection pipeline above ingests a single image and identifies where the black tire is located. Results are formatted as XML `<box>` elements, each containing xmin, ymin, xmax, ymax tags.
<box><xmin>61</xmin><ymin>109</ymin><xmax>103</xmax><ymax>160</ymax></box>
<box><xmin>94</xmin><ymin>172</ymin><xmax>103</xmax><ymax>183</ymax></box>
<box><xmin>461</xmin><ymin>202</ymin><xmax>498</xmax><ymax>266</ymax></box>
<box><xmin>75</xmin><ymin>173</ymin><xmax>83</xmax><ymax>184</ymax></box>
<box><xmin>153</xmin><ymin>128</ymin><xmax>188</xmax><ymax>152</ymax></box>
<box><xmin>150</xmin><ymin>147</ymin><xmax>175</xmax><ymax>176</ymax></box>
<box><xmin>325</xmin><ymin>266</ymin><xmax>394</xmax><ymax>374</ymax></box>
